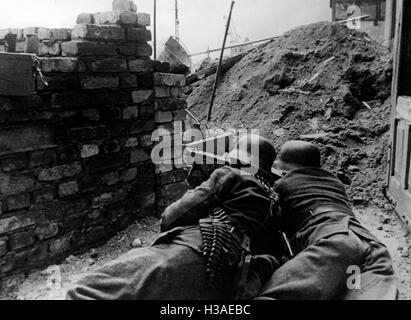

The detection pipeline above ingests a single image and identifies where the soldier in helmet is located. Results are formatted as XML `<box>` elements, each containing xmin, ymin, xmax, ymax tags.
<box><xmin>257</xmin><ymin>140</ymin><xmax>398</xmax><ymax>300</ymax></box>
<box><xmin>66</xmin><ymin>134</ymin><xmax>283</xmax><ymax>300</ymax></box>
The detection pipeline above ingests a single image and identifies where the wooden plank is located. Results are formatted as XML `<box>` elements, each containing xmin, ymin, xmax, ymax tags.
<box><xmin>0</xmin><ymin>52</ymin><xmax>34</xmax><ymax>96</ymax></box>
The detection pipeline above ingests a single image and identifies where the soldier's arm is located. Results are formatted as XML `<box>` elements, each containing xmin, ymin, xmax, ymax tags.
<box><xmin>160</xmin><ymin>166</ymin><xmax>235</xmax><ymax>232</ymax></box>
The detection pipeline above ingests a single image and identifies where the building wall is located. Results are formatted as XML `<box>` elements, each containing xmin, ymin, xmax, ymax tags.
<box><xmin>0</xmin><ymin>9</ymin><xmax>188</xmax><ymax>277</ymax></box>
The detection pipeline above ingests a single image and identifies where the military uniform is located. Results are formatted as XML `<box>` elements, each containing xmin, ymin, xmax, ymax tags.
<box><xmin>257</xmin><ymin>167</ymin><xmax>398</xmax><ymax>300</ymax></box>
<box><xmin>66</xmin><ymin>166</ymin><xmax>281</xmax><ymax>300</ymax></box>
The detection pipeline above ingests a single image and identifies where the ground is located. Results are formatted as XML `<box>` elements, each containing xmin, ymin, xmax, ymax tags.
<box><xmin>0</xmin><ymin>207</ymin><xmax>409</xmax><ymax>300</ymax></box>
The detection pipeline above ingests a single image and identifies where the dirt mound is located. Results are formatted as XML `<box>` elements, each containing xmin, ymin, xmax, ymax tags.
<box><xmin>187</xmin><ymin>22</ymin><xmax>393</xmax><ymax>206</ymax></box>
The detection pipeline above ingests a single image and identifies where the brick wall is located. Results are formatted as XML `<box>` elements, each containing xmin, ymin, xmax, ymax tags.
<box><xmin>0</xmin><ymin>8</ymin><xmax>188</xmax><ymax>277</ymax></box>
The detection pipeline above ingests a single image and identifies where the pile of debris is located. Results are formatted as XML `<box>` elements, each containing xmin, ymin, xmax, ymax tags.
<box><xmin>187</xmin><ymin>22</ymin><xmax>393</xmax><ymax>206</ymax></box>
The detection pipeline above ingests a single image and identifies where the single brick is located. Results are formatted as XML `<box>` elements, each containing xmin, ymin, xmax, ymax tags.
<box><xmin>51</xmin><ymin>92</ymin><xmax>91</xmax><ymax>108</ymax></box>
<box><xmin>0</xmin><ymin>173</ymin><xmax>35</xmax><ymax>196</ymax></box>
<box><xmin>153</xmin><ymin>61</ymin><xmax>171</xmax><ymax>73</ymax></box>
<box><xmin>123</xmin><ymin>106</ymin><xmax>138</xmax><ymax>120</ymax></box>
<box><xmin>6</xmin><ymin>194</ymin><xmax>30</xmax><ymax>211</ymax></box>
<box><xmin>23</xmin><ymin>27</ymin><xmax>38</xmax><ymax>37</ymax></box>
<box><xmin>8</xmin><ymin>230</ymin><xmax>35</xmax><ymax>251</ymax></box>
<box><xmin>38</xmin><ymin>163</ymin><xmax>82</xmax><ymax>182</ymax></box>
<box><xmin>130</xmin><ymin>150</ymin><xmax>150</xmax><ymax>163</ymax></box>
<box><xmin>87</xmin><ymin>153</ymin><xmax>128</xmax><ymax>174</ymax></box>
<box><xmin>94</xmin><ymin>11</ymin><xmax>138</xmax><ymax>25</ymax></box>
<box><xmin>130</xmin><ymin>119</ymin><xmax>156</xmax><ymax>134</ymax></box>
<box><xmin>37</xmin><ymin>42</ymin><xmax>61</xmax><ymax>56</ymax></box>
<box><xmin>58</xmin><ymin>181</ymin><xmax>79</xmax><ymax>198</ymax></box>
<box><xmin>120</xmin><ymin>167</ymin><xmax>138</xmax><ymax>182</ymax></box>
<box><xmin>155</xmin><ymin>111</ymin><xmax>173</xmax><ymax>124</ymax></box>
<box><xmin>139</xmin><ymin>103</ymin><xmax>155</xmax><ymax>118</ymax></box>
<box><xmin>0</xmin><ymin>239</ymin><xmax>7</xmax><ymax>257</ymax></box>
<box><xmin>92</xmin><ymin>190</ymin><xmax>128</xmax><ymax>208</ymax></box>
<box><xmin>37</xmin><ymin>27</ymin><xmax>51</xmax><ymax>40</ymax></box>
<box><xmin>50</xmin><ymin>28</ymin><xmax>71</xmax><ymax>41</ymax></box>
<box><xmin>40</xmin><ymin>57</ymin><xmax>86</xmax><ymax>73</ymax></box>
<box><xmin>136</xmin><ymin>43</ymin><xmax>152</xmax><ymax>57</ymax></box>
<box><xmin>155</xmin><ymin>98</ymin><xmax>186</xmax><ymax>111</ymax></box>
<box><xmin>154</xmin><ymin>86</ymin><xmax>170</xmax><ymax>98</ymax></box>
<box><xmin>155</xmin><ymin>162</ymin><xmax>174</xmax><ymax>174</ymax></box>
<box><xmin>125</xmin><ymin>137</ymin><xmax>139</xmax><ymax>148</ymax></box>
<box><xmin>128</xmin><ymin>59</ymin><xmax>153</xmax><ymax>72</ymax></box>
<box><xmin>153</xmin><ymin>73</ymin><xmax>185</xmax><ymax>87</ymax></box>
<box><xmin>120</xmin><ymin>74</ymin><xmax>138</xmax><ymax>88</ymax></box>
<box><xmin>81</xmin><ymin>144</ymin><xmax>99</xmax><ymax>159</ymax></box>
<box><xmin>72</xmin><ymin>24</ymin><xmax>125</xmax><ymax>41</ymax></box>
<box><xmin>82</xmin><ymin>109</ymin><xmax>100</xmax><ymax>122</ymax></box>
<box><xmin>131</xmin><ymin>90</ymin><xmax>153</xmax><ymax>103</ymax></box>
<box><xmin>61</xmin><ymin>41</ymin><xmax>117</xmax><ymax>57</ymax></box>
<box><xmin>137</xmin><ymin>13</ymin><xmax>151</xmax><ymax>27</ymax></box>
<box><xmin>90</xmin><ymin>58</ymin><xmax>127</xmax><ymax>72</ymax></box>
<box><xmin>32</xmin><ymin>188</ymin><xmax>55</xmax><ymax>204</ymax></box>
<box><xmin>1</xmin><ymin>154</ymin><xmax>27</xmax><ymax>172</ymax></box>
<box><xmin>0</xmin><ymin>214</ymin><xmax>36</xmax><ymax>235</ymax></box>
<box><xmin>29</xmin><ymin>149</ymin><xmax>56</xmax><ymax>167</ymax></box>
<box><xmin>139</xmin><ymin>134</ymin><xmax>154</xmax><ymax>147</ymax></box>
<box><xmin>36</xmin><ymin>75</ymin><xmax>79</xmax><ymax>91</ymax></box>
<box><xmin>35</xmin><ymin>223</ymin><xmax>58</xmax><ymax>241</ymax></box>
<box><xmin>126</xmin><ymin>27</ymin><xmax>151</xmax><ymax>42</ymax></box>
<box><xmin>101</xmin><ymin>139</ymin><xmax>120</xmax><ymax>154</ymax></box>
<box><xmin>156</xmin><ymin>169</ymin><xmax>188</xmax><ymax>186</ymax></box>
<box><xmin>76</xmin><ymin>13</ymin><xmax>95</xmax><ymax>24</ymax></box>
<box><xmin>81</xmin><ymin>76</ymin><xmax>119</xmax><ymax>90</ymax></box>
<box><xmin>113</xmin><ymin>0</ymin><xmax>137</xmax><ymax>12</ymax></box>
<box><xmin>102</xmin><ymin>172</ymin><xmax>119</xmax><ymax>186</ymax></box>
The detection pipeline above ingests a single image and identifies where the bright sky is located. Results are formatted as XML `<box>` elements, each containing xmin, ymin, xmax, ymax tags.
<box><xmin>0</xmin><ymin>0</ymin><xmax>331</xmax><ymax>61</ymax></box>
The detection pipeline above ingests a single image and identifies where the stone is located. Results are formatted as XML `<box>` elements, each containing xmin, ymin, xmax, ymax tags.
<box><xmin>81</xmin><ymin>144</ymin><xmax>100</xmax><ymax>159</ymax></box>
<box><xmin>35</xmin><ymin>223</ymin><xmax>59</xmax><ymax>241</ymax></box>
<box><xmin>76</xmin><ymin>13</ymin><xmax>95</xmax><ymax>24</ymax></box>
<box><xmin>153</xmin><ymin>73</ymin><xmax>185</xmax><ymax>87</ymax></box>
<box><xmin>72</xmin><ymin>24</ymin><xmax>125</xmax><ymax>41</ymax></box>
<box><xmin>126</xmin><ymin>27</ymin><xmax>151</xmax><ymax>42</ymax></box>
<box><xmin>123</xmin><ymin>106</ymin><xmax>138</xmax><ymax>120</ymax></box>
<box><xmin>0</xmin><ymin>239</ymin><xmax>7</xmax><ymax>257</ymax></box>
<box><xmin>90</xmin><ymin>58</ymin><xmax>127</xmax><ymax>72</ymax></box>
<box><xmin>120</xmin><ymin>74</ymin><xmax>138</xmax><ymax>88</ymax></box>
<box><xmin>50</xmin><ymin>28</ymin><xmax>71</xmax><ymax>41</ymax></box>
<box><xmin>137</xmin><ymin>13</ymin><xmax>150</xmax><ymax>27</ymax></box>
<box><xmin>58</xmin><ymin>181</ymin><xmax>79</xmax><ymax>198</ymax></box>
<box><xmin>23</xmin><ymin>27</ymin><xmax>38</xmax><ymax>37</ymax></box>
<box><xmin>0</xmin><ymin>215</ymin><xmax>36</xmax><ymax>235</ymax></box>
<box><xmin>131</xmin><ymin>238</ymin><xmax>142</xmax><ymax>248</ymax></box>
<box><xmin>120</xmin><ymin>167</ymin><xmax>138</xmax><ymax>182</ymax></box>
<box><xmin>128</xmin><ymin>59</ymin><xmax>153</xmax><ymax>72</ymax></box>
<box><xmin>81</xmin><ymin>76</ymin><xmax>119</xmax><ymax>90</ymax></box>
<box><xmin>130</xmin><ymin>150</ymin><xmax>150</xmax><ymax>163</ymax></box>
<box><xmin>49</xmin><ymin>237</ymin><xmax>71</xmax><ymax>256</ymax></box>
<box><xmin>94</xmin><ymin>11</ymin><xmax>138</xmax><ymax>25</ymax></box>
<box><xmin>154</xmin><ymin>87</ymin><xmax>170</xmax><ymax>98</ymax></box>
<box><xmin>113</xmin><ymin>0</ymin><xmax>137</xmax><ymax>12</ymax></box>
<box><xmin>8</xmin><ymin>230</ymin><xmax>35</xmax><ymax>251</ymax></box>
<box><xmin>1</xmin><ymin>154</ymin><xmax>27</xmax><ymax>172</ymax></box>
<box><xmin>92</xmin><ymin>190</ymin><xmax>128</xmax><ymax>208</ymax></box>
<box><xmin>38</xmin><ymin>42</ymin><xmax>61</xmax><ymax>56</ymax></box>
<box><xmin>37</xmin><ymin>28</ymin><xmax>51</xmax><ymax>40</ymax></box>
<box><xmin>125</xmin><ymin>137</ymin><xmax>139</xmax><ymax>148</ymax></box>
<box><xmin>40</xmin><ymin>58</ymin><xmax>86</xmax><ymax>73</ymax></box>
<box><xmin>155</xmin><ymin>111</ymin><xmax>173</xmax><ymax>124</ymax></box>
<box><xmin>102</xmin><ymin>172</ymin><xmax>119</xmax><ymax>186</ymax></box>
<box><xmin>32</xmin><ymin>188</ymin><xmax>55</xmax><ymax>204</ymax></box>
<box><xmin>61</xmin><ymin>41</ymin><xmax>117</xmax><ymax>57</ymax></box>
<box><xmin>29</xmin><ymin>149</ymin><xmax>56</xmax><ymax>167</ymax></box>
<box><xmin>38</xmin><ymin>163</ymin><xmax>82</xmax><ymax>182</ymax></box>
<box><xmin>155</xmin><ymin>99</ymin><xmax>186</xmax><ymax>111</ymax></box>
<box><xmin>6</xmin><ymin>194</ymin><xmax>30</xmax><ymax>211</ymax></box>
<box><xmin>132</xmin><ymin>90</ymin><xmax>153</xmax><ymax>103</ymax></box>
<box><xmin>0</xmin><ymin>173</ymin><xmax>35</xmax><ymax>196</ymax></box>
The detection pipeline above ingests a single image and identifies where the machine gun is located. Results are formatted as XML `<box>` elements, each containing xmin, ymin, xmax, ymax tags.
<box><xmin>183</xmin><ymin>134</ymin><xmax>286</xmax><ymax>188</ymax></box>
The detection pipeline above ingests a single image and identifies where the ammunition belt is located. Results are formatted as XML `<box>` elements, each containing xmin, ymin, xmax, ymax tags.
<box><xmin>199</xmin><ymin>207</ymin><xmax>244</xmax><ymax>282</ymax></box>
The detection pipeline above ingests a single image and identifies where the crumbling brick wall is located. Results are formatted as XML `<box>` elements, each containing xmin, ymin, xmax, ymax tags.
<box><xmin>0</xmin><ymin>9</ymin><xmax>188</xmax><ymax>277</ymax></box>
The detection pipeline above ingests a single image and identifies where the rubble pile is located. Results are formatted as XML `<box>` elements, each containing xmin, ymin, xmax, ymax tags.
<box><xmin>187</xmin><ymin>22</ymin><xmax>393</xmax><ymax>206</ymax></box>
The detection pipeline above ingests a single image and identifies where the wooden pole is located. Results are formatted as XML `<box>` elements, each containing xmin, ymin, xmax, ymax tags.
<box><xmin>154</xmin><ymin>0</ymin><xmax>157</xmax><ymax>60</ymax></box>
<box><xmin>207</xmin><ymin>0</ymin><xmax>235</xmax><ymax>122</ymax></box>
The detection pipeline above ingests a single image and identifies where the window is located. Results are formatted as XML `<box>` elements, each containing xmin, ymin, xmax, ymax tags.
<box><xmin>332</xmin><ymin>0</ymin><xmax>387</xmax><ymax>22</ymax></box>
